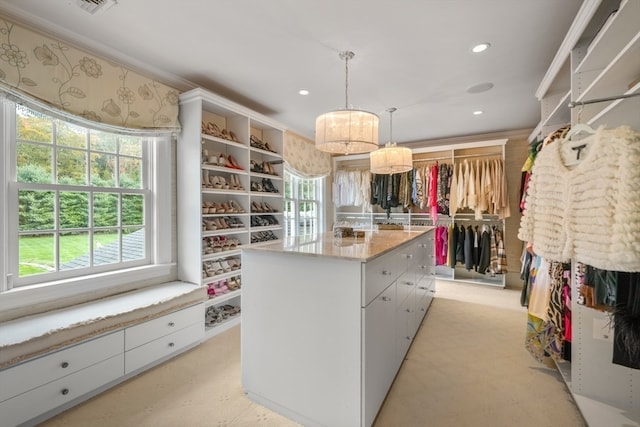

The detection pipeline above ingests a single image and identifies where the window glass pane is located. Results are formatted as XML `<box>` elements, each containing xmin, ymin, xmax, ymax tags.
<box><xmin>16</xmin><ymin>106</ymin><xmax>52</xmax><ymax>143</ymax></box>
<box><xmin>19</xmin><ymin>233</ymin><xmax>55</xmax><ymax>277</ymax></box>
<box><xmin>19</xmin><ymin>190</ymin><xmax>54</xmax><ymax>231</ymax></box>
<box><xmin>123</xmin><ymin>228</ymin><xmax>145</xmax><ymax>261</ymax></box>
<box><xmin>119</xmin><ymin>136</ymin><xmax>142</xmax><ymax>157</ymax></box>
<box><xmin>56</xmin><ymin>147</ymin><xmax>87</xmax><ymax>185</ymax></box>
<box><xmin>59</xmin><ymin>231</ymin><xmax>90</xmax><ymax>270</ymax></box>
<box><xmin>120</xmin><ymin>156</ymin><xmax>142</xmax><ymax>189</ymax></box>
<box><xmin>60</xmin><ymin>191</ymin><xmax>89</xmax><ymax>229</ymax></box>
<box><xmin>17</xmin><ymin>143</ymin><xmax>53</xmax><ymax>183</ymax></box>
<box><xmin>56</xmin><ymin>120</ymin><xmax>87</xmax><ymax>149</ymax></box>
<box><xmin>90</xmin><ymin>152</ymin><xmax>116</xmax><ymax>187</ymax></box>
<box><xmin>93</xmin><ymin>229</ymin><xmax>120</xmax><ymax>266</ymax></box>
<box><xmin>93</xmin><ymin>193</ymin><xmax>119</xmax><ymax>227</ymax></box>
<box><xmin>122</xmin><ymin>194</ymin><xmax>144</xmax><ymax>226</ymax></box>
<box><xmin>90</xmin><ymin>129</ymin><xmax>118</xmax><ymax>153</ymax></box>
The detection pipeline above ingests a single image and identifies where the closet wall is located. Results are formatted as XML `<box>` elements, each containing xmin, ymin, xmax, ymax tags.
<box><xmin>529</xmin><ymin>0</ymin><xmax>640</xmax><ymax>424</ymax></box>
<box><xmin>328</xmin><ymin>129</ymin><xmax>530</xmax><ymax>289</ymax></box>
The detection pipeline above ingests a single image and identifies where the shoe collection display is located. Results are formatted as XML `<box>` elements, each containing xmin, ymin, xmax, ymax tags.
<box><xmin>202</xmin><ymin>236</ymin><xmax>242</xmax><ymax>254</ymax></box>
<box><xmin>201</xmin><ymin>150</ymin><xmax>244</xmax><ymax>171</ymax></box>
<box><xmin>251</xmin><ymin>215</ymin><xmax>279</xmax><ymax>227</ymax></box>
<box><xmin>251</xmin><ymin>201</ymin><xmax>277</xmax><ymax>213</ymax></box>
<box><xmin>249</xmin><ymin>135</ymin><xmax>278</xmax><ymax>153</ymax></box>
<box><xmin>250</xmin><ymin>178</ymin><xmax>279</xmax><ymax>193</ymax></box>
<box><xmin>201</xmin><ymin>122</ymin><xmax>242</xmax><ymax>144</ymax></box>
<box><xmin>202</xmin><ymin>171</ymin><xmax>244</xmax><ymax>190</ymax></box>
<box><xmin>201</xmin><ymin>200</ymin><xmax>245</xmax><ymax>215</ymax></box>
<box><xmin>202</xmin><ymin>257</ymin><xmax>241</xmax><ymax>278</ymax></box>
<box><xmin>205</xmin><ymin>303</ymin><xmax>241</xmax><ymax>326</ymax></box>
<box><xmin>250</xmin><ymin>159</ymin><xmax>278</xmax><ymax>176</ymax></box>
<box><xmin>201</xmin><ymin>216</ymin><xmax>245</xmax><ymax>231</ymax></box>
<box><xmin>251</xmin><ymin>230</ymin><xmax>278</xmax><ymax>243</ymax></box>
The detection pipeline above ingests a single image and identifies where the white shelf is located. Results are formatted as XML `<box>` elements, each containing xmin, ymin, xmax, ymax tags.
<box><xmin>575</xmin><ymin>0</ymin><xmax>639</xmax><ymax>74</ymax></box>
<box><xmin>204</xmin><ymin>315</ymin><xmax>241</xmax><ymax>340</ymax></box>
<box><xmin>204</xmin><ymin>289</ymin><xmax>242</xmax><ymax>308</ymax></box>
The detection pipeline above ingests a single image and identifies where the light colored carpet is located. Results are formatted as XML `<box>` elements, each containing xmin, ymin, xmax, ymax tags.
<box><xmin>39</xmin><ymin>281</ymin><xmax>585</xmax><ymax>427</ymax></box>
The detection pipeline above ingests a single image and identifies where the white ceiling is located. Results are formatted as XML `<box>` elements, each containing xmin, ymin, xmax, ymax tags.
<box><xmin>0</xmin><ymin>0</ymin><xmax>583</xmax><ymax>144</ymax></box>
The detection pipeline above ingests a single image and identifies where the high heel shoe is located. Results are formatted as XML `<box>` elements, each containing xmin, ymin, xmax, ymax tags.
<box><xmin>228</xmin><ymin>155</ymin><xmax>243</xmax><ymax>170</ymax></box>
<box><xmin>251</xmin><ymin>201</ymin><xmax>262</xmax><ymax>212</ymax></box>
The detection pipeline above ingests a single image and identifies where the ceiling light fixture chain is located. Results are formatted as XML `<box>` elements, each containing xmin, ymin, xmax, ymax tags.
<box><xmin>339</xmin><ymin>51</ymin><xmax>355</xmax><ymax>109</ymax></box>
<box><xmin>387</xmin><ymin>107</ymin><xmax>397</xmax><ymax>143</ymax></box>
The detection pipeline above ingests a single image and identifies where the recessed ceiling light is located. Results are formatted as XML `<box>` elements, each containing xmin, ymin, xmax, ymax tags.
<box><xmin>473</xmin><ymin>110</ymin><xmax>484</xmax><ymax>115</ymax></box>
<box><xmin>299</xmin><ymin>89</ymin><xmax>309</xmax><ymax>95</ymax></box>
<box><xmin>471</xmin><ymin>43</ymin><xmax>491</xmax><ymax>53</ymax></box>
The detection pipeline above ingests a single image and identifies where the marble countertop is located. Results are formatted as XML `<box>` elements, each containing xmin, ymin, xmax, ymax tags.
<box><xmin>243</xmin><ymin>227</ymin><xmax>433</xmax><ymax>262</ymax></box>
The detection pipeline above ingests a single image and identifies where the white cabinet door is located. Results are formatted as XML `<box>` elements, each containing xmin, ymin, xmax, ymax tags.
<box><xmin>362</xmin><ymin>283</ymin><xmax>396</xmax><ymax>427</ymax></box>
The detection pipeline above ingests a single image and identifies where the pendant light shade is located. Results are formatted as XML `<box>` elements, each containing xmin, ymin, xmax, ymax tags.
<box><xmin>370</xmin><ymin>108</ymin><xmax>412</xmax><ymax>174</ymax></box>
<box><xmin>315</xmin><ymin>51</ymin><xmax>379</xmax><ymax>155</ymax></box>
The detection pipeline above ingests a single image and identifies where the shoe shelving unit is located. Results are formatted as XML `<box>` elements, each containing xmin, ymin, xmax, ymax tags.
<box><xmin>177</xmin><ymin>88</ymin><xmax>285</xmax><ymax>340</ymax></box>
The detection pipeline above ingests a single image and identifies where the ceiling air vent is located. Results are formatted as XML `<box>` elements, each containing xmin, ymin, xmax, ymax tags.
<box><xmin>76</xmin><ymin>0</ymin><xmax>117</xmax><ymax>15</ymax></box>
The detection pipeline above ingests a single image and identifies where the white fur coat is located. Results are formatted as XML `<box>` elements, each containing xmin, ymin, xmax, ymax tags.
<box><xmin>518</xmin><ymin>126</ymin><xmax>640</xmax><ymax>272</ymax></box>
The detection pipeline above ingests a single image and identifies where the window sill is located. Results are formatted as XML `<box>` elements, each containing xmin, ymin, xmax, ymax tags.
<box><xmin>0</xmin><ymin>263</ymin><xmax>177</xmax><ymax>322</ymax></box>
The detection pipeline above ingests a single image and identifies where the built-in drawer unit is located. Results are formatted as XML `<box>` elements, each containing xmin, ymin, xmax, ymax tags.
<box><xmin>362</xmin><ymin>247</ymin><xmax>404</xmax><ymax>306</ymax></box>
<box><xmin>125</xmin><ymin>303</ymin><xmax>203</xmax><ymax>351</ymax></box>
<box><xmin>0</xmin><ymin>331</ymin><xmax>124</xmax><ymax>404</ymax></box>
<box><xmin>0</xmin><ymin>334</ymin><xmax>124</xmax><ymax>427</ymax></box>
<box><xmin>125</xmin><ymin>321</ymin><xmax>203</xmax><ymax>374</ymax></box>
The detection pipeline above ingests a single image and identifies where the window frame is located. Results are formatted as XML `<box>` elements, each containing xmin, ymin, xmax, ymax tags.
<box><xmin>283</xmin><ymin>169</ymin><xmax>324</xmax><ymax>238</ymax></box>
<box><xmin>0</xmin><ymin>98</ymin><xmax>174</xmax><ymax>314</ymax></box>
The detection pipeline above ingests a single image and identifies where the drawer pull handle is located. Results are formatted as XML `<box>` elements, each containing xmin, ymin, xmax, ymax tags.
<box><xmin>404</xmin><ymin>281</ymin><xmax>414</xmax><ymax>286</ymax></box>
<box><xmin>61</xmin><ymin>361</ymin><xmax>69</xmax><ymax>369</ymax></box>
<box><xmin>421</xmin><ymin>308</ymin><xmax>426</xmax><ymax>312</ymax></box>
<box><xmin>61</xmin><ymin>388</ymin><xmax>69</xmax><ymax>396</ymax></box>
<box><xmin>406</xmin><ymin>254</ymin><xmax>413</xmax><ymax>259</ymax></box>
<box><xmin>382</xmin><ymin>270</ymin><xmax>392</xmax><ymax>276</ymax></box>
<box><xmin>169</xmin><ymin>342</ymin><xmax>175</xmax><ymax>347</ymax></box>
<box><xmin>418</xmin><ymin>286</ymin><xmax>428</xmax><ymax>290</ymax></box>
<box><xmin>382</xmin><ymin>296</ymin><xmax>391</xmax><ymax>302</ymax></box>
<box><xmin>168</xmin><ymin>322</ymin><xmax>175</xmax><ymax>327</ymax></box>
<box><xmin>406</xmin><ymin>336</ymin><xmax>412</xmax><ymax>340</ymax></box>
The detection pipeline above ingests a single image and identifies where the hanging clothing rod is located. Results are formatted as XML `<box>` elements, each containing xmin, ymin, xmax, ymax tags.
<box><xmin>455</xmin><ymin>153</ymin><xmax>502</xmax><ymax>160</ymax></box>
<box><xmin>568</xmin><ymin>92</ymin><xmax>640</xmax><ymax>108</ymax></box>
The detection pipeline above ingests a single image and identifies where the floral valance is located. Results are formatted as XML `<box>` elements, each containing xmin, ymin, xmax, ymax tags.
<box><xmin>0</xmin><ymin>15</ymin><xmax>180</xmax><ymax>131</ymax></box>
<box><xmin>284</xmin><ymin>132</ymin><xmax>332</xmax><ymax>178</ymax></box>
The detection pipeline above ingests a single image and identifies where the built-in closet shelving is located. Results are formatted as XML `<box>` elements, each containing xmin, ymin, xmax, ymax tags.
<box><xmin>530</xmin><ymin>0</ymin><xmax>640</xmax><ymax>424</ymax></box>
<box><xmin>177</xmin><ymin>88</ymin><xmax>285</xmax><ymax>340</ymax></box>
<box><xmin>333</xmin><ymin>139</ymin><xmax>508</xmax><ymax>288</ymax></box>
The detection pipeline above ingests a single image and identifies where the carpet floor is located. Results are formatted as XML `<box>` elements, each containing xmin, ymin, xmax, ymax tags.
<box><xmin>39</xmin><ymin>281</ymin><xmax>586</xmax><ymax>427</ymax></box>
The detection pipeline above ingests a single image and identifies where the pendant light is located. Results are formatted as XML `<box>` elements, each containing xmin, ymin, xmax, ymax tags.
<box><xmin>315</xmin><ymin>51</ymin><xmax>379</xmax><ymax>155</ymax></box>
<box><xmin>370</xmin><ymin>107</ymin><xmax>413</xmax><ymax>174</ymax></box>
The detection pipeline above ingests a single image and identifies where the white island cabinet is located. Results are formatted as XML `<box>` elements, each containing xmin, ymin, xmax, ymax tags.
<box><xmin>241</xmin><ymin>228</ymin><xmax>435</xmax><ymax>427</ymax></box>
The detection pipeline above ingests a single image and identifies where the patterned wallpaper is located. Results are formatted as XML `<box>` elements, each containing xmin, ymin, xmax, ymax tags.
<box><xmin>0</xmin><ymin>15</ymin><xmax>180</xmax><ymax>131</ymax></box>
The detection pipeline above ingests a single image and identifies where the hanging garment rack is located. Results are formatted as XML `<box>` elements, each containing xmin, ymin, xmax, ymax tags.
<box><xmin>568</xmin><ymin>92</ymin><xmax>640</xmax><ymax>108</ymax></box>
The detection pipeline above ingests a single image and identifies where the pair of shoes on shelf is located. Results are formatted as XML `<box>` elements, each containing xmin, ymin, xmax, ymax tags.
<box><xmin>251</xmin><ymin>215</ymin><xmax>279</xmax><ymax>227</ymax></box>
<box><xmin>250</xmin><ymin>135</ymin><xmax>277</xmax><ymax>153</ymax></box>
<box><xmin>251</xmin><ymin>201</ymin><xmax>277</xmax><ymax>213</ymax></box>
<box><xmin>262</xmin><ymin>178</ymin><xmax>278</xmax><ymax>193</ymax></box>
<box><xmin>249</xmin><ymin>160</ymin><xmax>277</xmax><ymax>175</ymax></box>
<box><xmin>251</xmin><ymin>230</ymin><xmax>278</xmax><ymax>243</ymax></box>
<box><xmin>201</xmin><ymin>122</ymin><xmax>242</xmax><ymax>144</ymax></box>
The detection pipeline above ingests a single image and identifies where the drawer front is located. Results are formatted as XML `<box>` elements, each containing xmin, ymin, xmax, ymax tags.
<box><xmin>0</xmin><ymin>330</ymin><xmax>124</xmax><ymax>403</ymax></box>
<box><xmin>396</xmin><ymin>271</ymin><xmax>416</xmax><ymax>305</ymax></box>
<box><xmin>125</xmin><ymin>303</ymin><xmax>203</xmax><ymax>351</ymax></box>
<box><xmin>0</xmin><ymin>353</ymin><xmax>124</xmax><ymax>427</ymax></box>
<box><xmin>362</xmin><ymin>247</ymin><xmax>405</xmax><ymax>306</ymax></box>
<box><xmin>125</xmin><ymin>321</ymin><xmax>203</xmax><ymax>374</ymax></box>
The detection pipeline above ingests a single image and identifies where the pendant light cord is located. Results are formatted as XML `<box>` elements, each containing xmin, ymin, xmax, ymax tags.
<box><xmin>340</xmin><ymin>51</ymin><xmax>355</xmax><ymax>109</ymax></box>
<box><xmin>387</xmin><ymin>107</ymin><xmax>397</xmax><ymax>145</ymax></box>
